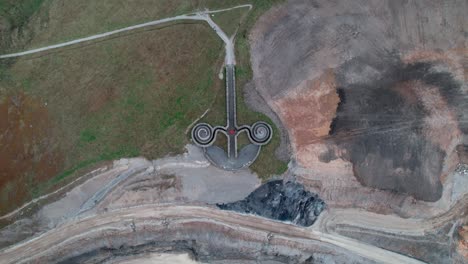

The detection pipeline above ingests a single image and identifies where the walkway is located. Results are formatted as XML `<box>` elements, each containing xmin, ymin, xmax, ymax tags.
<box><xmin>0</xmin><ymin>4</ymin><xmax>271</xmax><ymax>170</ymax></box>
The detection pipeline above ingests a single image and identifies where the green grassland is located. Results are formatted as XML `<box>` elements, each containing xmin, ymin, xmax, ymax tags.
<box><xmin>211</xmin><ymin>6</ymin><xmax>250</xmax><ymax>37</ymax></box>
<box><xmin>0</xmin><ymin>0</ymin><xmax>287</xmax><ymax>214</ymax></box>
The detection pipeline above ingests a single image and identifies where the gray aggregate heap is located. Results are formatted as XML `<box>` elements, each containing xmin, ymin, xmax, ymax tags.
<box><xmin>218</xmin><ymin>180</ymin><xmax>325</xmax><ymax>226</ymax></box>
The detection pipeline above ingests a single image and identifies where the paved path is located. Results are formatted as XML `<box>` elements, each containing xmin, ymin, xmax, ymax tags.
<box><xmin>204</xmin><ymin>12</ymin><xmax>236</xmax><ymax>65</ymax></box>
<box><xmin>186</xmin><ymin>5</ymin><xmax>271</xmax><ymax>169</ymax></box>
<box><xmin>226</xmin><ymin>64</ymin><xmax>237</xmax><ymax>158</ymax></box>
<box><xmin>316</xmin><ymin>194</ymin><xmax>468</xmax><ymax>236</ymax></box>
<box><xmin>1</xmin><ymin>3</ymin><xmax>258</xmax><ymax>167</ymax></box>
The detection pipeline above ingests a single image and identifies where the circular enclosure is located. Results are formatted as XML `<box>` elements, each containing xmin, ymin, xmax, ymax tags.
<box><xmin>192</xmin><ymin>123</ymin><xmax>215</xmax><ymax>147</ymax></box>
<box><xmin>248</xmin><ymin>121</ymin><xmax>273</xmax><ymax>145</ymax></box>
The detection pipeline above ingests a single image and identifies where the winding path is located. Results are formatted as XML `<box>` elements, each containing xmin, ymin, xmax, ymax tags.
<box><xmin>316</xmin><ymin>194</ymin><xmax>468</xmax><ymax>237</ymax></box>
<box><xmin>0</xmin><ymin>204</ymin><xmax>425</xmax><ymax>264</ymax></box>
<box><xmin>0</xmin><ymin>5</ymin><xmax>252</xmax><ymax>61</ymax></box>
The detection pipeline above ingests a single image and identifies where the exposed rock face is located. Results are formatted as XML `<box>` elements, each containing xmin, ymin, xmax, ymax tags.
<box><xmin>218</xmin><ymin>180</ymin><xmax>325</xmax><ymax>226</ymax></box>
<box><xmin>0</xmin><ymin>205</ymin><xmax>376</xmax><ymax>264</ymax></box>
<box><xmin>0</xmin><ymin>148</ymin><xmax>262</xmax><ymax>249</ymax></box>
<box><xmin>250</xmin><ymin>0</ymin><xmax>467</xmax><ymax>204</ymax></box>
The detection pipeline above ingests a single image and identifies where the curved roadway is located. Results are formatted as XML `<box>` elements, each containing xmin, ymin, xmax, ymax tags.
<box><xmin>0</xmin><ymin>204</ymin><xmax>425</xmax><ymax>264</ymax></box>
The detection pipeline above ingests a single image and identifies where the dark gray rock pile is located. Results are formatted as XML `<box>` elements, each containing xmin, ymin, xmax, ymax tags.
<box><xmin>217</xmin><ymin>180</ymin><xmax>325</xmax><ymax>226</ymax></box>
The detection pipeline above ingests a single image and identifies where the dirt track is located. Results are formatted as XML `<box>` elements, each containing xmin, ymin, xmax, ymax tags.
<box><xmin>0</xmin><ymin>153</ymin><xmax>466</xmax><ymax>263</ymax></box>
<box><xmin>316</xmin><ymin>194</ymin><xmax>468</xmax><ymax>236</ymax></box>
<box><xmin>0</xmin><ymin>204</ymin><xmax>425</xmax><ymax>264</ymax></box>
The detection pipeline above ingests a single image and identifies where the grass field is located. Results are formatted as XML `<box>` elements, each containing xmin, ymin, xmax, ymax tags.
<box><xmin>211</xmin><ymin>5</ymin><xmax>250</xmax><ymax>38</ymax></box>
<box><xmin>0</xmin><ymin>22</ymin><xmax>222</xmax><ymax>213</ymax></box>
<box><xmin>0</xmin><ymin>0</ymin><xmax>287</xmax><ymax>214</ymax></box>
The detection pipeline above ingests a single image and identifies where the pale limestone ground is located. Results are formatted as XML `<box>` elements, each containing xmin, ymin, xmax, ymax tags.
<box><xmin>110</xmin><ymin>253</ymin><xmax>199</xmax><ymax>264</ymax></box>
<box><xmin>0</xmin><ymin>145</ymin><xmax>260</xmax><ymax>248</ymax></box>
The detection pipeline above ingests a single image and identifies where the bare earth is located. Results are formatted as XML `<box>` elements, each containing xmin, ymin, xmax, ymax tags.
<box><xmin>0</xmin><ymin>0</ymin><xmax>467</xmax><ymax>263</ymax></box>
<box><xmin>114</xmin><ymin>253</ymin><xmax>199</xmax><ymax>264</ymax></box>
<box><xmin>0</xmin><ymin>146</ymin><xmax>466</xmax><ymax>263</ymax></box>
<box><xmin>250</xmin><ymin>0</ymin><xmax>467</xmax><ymax>209</ymax></box>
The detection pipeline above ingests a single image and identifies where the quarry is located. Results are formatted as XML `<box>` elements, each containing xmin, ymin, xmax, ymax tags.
<box><xmin>0</xmin><ymin>0</ymin><xmax>467</xmax><ymax>263</ymax></box>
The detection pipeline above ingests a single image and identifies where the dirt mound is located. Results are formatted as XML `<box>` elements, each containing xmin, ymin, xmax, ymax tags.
<box><xmin>250</xmin><ymin>0</ymin><xmax>466</xmax><ymax>204</ymax></box>
<box><xmin>330</xmin><ymin>62</ymin><xmax>463</xmax><ymax>201</ymax></box>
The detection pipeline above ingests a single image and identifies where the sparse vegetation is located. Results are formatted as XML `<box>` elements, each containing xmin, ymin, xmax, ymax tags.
<box><xmin>0</xmin><ymin>0</ymin><xmax>46</xmax><ymax>29</ymax></box>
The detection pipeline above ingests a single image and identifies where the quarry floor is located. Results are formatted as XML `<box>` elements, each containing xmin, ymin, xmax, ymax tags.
<box><xmin>0</xmin><ymin>146</ymin><xmax>466</xmax><ymax>263</ymax></box>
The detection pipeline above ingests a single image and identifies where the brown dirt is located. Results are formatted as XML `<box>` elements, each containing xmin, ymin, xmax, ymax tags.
<box><xmin>411</xmin><ymin>80</ymin><xmax>463</xmax><ymax>182</ymax></box>
<box><xmin>458</xmin><ymin>225</ymin><xmax>468</xmax><ymax>260</ymax></box>
<box><xmin>274</xmin><ymin>69</ymin><xmax>339</xmax><ymax>166</ymax></box>
<box><xmin>393</xmin><ymin>79</ymin><xmax>463</xmax><ymax>183</ymax></box>
<box><xmin>391</xmin><ymin>81</ymin><xmax>419</xmax><ymax>105</ymax></box>
<box><xmin>0</xmin><ymin>92</ymin><xmax>63</xmax><ymax>213</ymax></box>
<box><xmin>250</xmin><ymin>0</ymin><xmax>467</xmax><ymax>204</ymax></box>
<box><xmin>402</xmin><ymin>48</ymin><xmax>468</xmax><ymax>82</ymax></box>
<box><xmin>87</xmin><ymin>85</ymin><xmax>118</xmax><ymax>113</ymax></box>
<box><xmin>457</xmin><ymin>145</ymin><xmax>468</xmax><ymax>164</ymax></box>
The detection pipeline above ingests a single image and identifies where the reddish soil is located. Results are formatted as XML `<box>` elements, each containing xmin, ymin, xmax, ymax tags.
<box><xmin>87</xmin><ymin>85</ymin><xmax>118</xmax><ymax>113</ymax></box>
<box><xmin>0</xmin><ymin>93</ymin><xmax>63</xmax><ymax>214</ymax></box>
<box><xmin>274</xmin><ymin>69</ymin><xmax>340</xmax><ymax>163</ymax></box>
<box><xmin>402</xmin><ymin>48</ymin><xmax>468</xmax><ymax>82</ymax></box>
<box><xmin>458</xmin><ymin>225</ymin><xmax>468</xmax><ymax>260</ymax></box>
